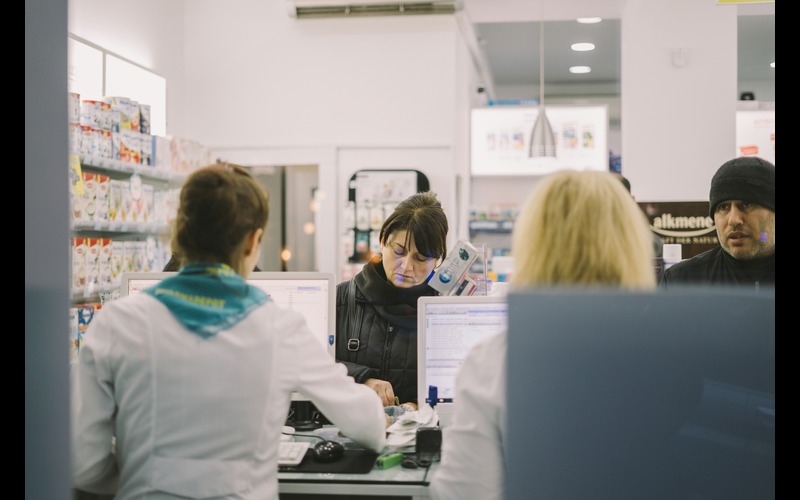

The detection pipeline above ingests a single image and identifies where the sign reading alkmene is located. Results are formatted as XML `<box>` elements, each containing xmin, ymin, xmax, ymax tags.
<box><xmin>638</xmin><ymin>201</ymin><xmax>719</xmax><ymax>259</ymax></box>
<box><xmin>470</xmin><ymin>106</ymin><xmax>608</xmax><ymax>176</ymax></box>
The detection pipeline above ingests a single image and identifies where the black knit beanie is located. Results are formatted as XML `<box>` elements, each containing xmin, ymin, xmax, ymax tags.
<box><xmin>708</xmin><ymin>156</ymin><xmax>775</xmax><ymax>217</ymax></box>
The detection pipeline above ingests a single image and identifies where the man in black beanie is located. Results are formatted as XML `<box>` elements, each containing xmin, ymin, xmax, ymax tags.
<box><xmin>660</xmin><ymin>156</ymin><xmax>774</xmax><ymax>290</ymax></box>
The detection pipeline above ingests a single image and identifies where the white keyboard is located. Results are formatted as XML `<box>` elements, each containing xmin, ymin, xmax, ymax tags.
<box><xmin>278</xmin><ymin>440</ymin><xmax>310</xmax><ymax>466</ymax></box>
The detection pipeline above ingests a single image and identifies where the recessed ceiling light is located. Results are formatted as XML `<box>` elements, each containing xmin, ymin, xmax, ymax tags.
<box><xmin>571</xmin><ymin>42</ymin><xmax>596</xmax><ymax>52</ymax></box>
<box><xmin>576</xmin><ymin>17</ymin><xmax>602</xmax><ymax>24</ymax></box>
<box><xmin>569</xmin><ymin>66</ymin><xmax>592</xmax><ymax>74</ymax></box>
<box><xmin>770</xmin><ymin>62</ymin><xmax>775</xmax><ymax>68</ymax></box>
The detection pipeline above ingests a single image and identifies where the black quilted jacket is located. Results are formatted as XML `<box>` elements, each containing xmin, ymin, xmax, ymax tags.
<box><xmin>335</xmin><ymin>257</ymin><xmax>436</xmax><ymax>405</ymax></box>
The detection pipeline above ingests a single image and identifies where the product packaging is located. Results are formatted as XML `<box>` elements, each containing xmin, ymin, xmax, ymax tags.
<box><xmin>99</xmin><ymin>238</ymin><xmax>113</xmax><ymax>287</ymax></box>
<box><xmin>96</xmin><ymin>174</ymin><xmax>110</xmax><ymax>222</ymax></box>
<box><xmin>110</xmin><ymin>240</ymin><xmax>125</xmax><ymax>286</ymax></box>
<box><xmin>81</xmin><ymin>172</ymin><xmax>98</xmax><ymax>222</ymax></box>
<box><xmin>86</xmin><ymin>237</ymin><xmax>101</xmax><ymax>288</ymax></box>
<box><xmin>72</xmin><ymin>237</ymin><xmax>88</xmax><ymax>290</ymax></box>
<box><xmin>68</xmin><ymin>92</ymin><xmax>81</xmax><ymax>123</ymax></box>
<box><xmin>139</xmin><ymin>103</ymin><xmax>151</xmax><ymax>135</ymax></box>
<box><xmin>429</xmin><ymin>240</ymin><xmax>480</xmax><ymax>296</ymax></box>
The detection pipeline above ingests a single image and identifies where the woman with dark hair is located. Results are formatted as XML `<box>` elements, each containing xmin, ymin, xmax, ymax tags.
<box><xmin>335</xmin><ymin>191</ymin><xmax>449</xmax><ymax>407</ymax></box>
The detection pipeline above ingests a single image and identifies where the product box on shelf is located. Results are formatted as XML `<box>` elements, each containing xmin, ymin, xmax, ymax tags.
<box><xmin>110</xmin><ymin>240</ymin><xmax>125</xmax><ymax>286</ymax></box>
<box><xmin>104</xmin><ymin>96</ymin><xmax>140</xmax><ymax>132</ymax></box>
<box><xmin>81</xmin><ymin>172</ymin><xmax>98</xmax><ymax>222</ymax></box>
<box><xmin>153</xmin><ymin>190</ymin><xmax>167</xmax><ymax>225</ymax></box>
<box><xmin>80</xmin><ymin>125</ymin><xmax>96</xmax><ymax>157</ymax></box>
<box><xmin>109</xmin><ymin>179</ymin><xmax>128</xmax><ymax>223</ymax></box>
<box><xmin>171</xmin><ymin>136</ymin><xmax>211</xmax><ymax>174</ymax></box>
<box><xmin>123</xmin><ymin>241</ymin><xmax>137</xmax><ymax>274</ymax></box>
<box><xmin>68</xmin><ymin>92</ymin><xmax>81</xmax><ymax>123</ymax></box>
<box><xmin>139</xmin><ymin>103</ymin><xmax>151</xmax><ymax>135</ymax></box>
<box><xmin>68</xmin><ymin>122</ymin><xmax>82</xmax><ymax>154</ymax></box>
<box><xmin>72</xmin><ymin>237</ymin><xmax>88</xmax><ymax>290</ymax></box>
<box><xmin>75</xmin><ymin>302</ymin><xmax>102</xmax><ymax>354</ymax></box>
<box><xmin>128</xmin><ymin>174</ymin><xmax>144</xmax><ymax>222</ymax></box>
<box><xmin>144</xmin><ymin>236</ymin><xmax>159</xmax><ymax>272</ymax></box>
<box><xmin>132</xmin><ymin>241</ymin><xmax>146</xmax><ymax>273</ymax></box>
<box><xmin>86</xmin><ymin>237</ymin><xmax>101</xmax><ymax>288</ymax></box>
<box><xmin>97</xmin><ymin>129</ymin><xmax>113</xmax><ymax>159</ymax></box>
<box><xmin>140</xmin><ymin>132</ymin><xmax>153</xmax><ymax>166</ymax></box>
<box><xmin>80</xmin><ymin>100</ymin><xmax>112</xmax><ymax>131</ymax></box>
<box><xmin>141</xmin><ymin>183</ymin><xmax>154</xmax><ymax>223</ymax></box>
<box><xmin>165</xmin><ymin>188</ymin><xmax>180</xmax><ymax>226</ymax></box>
<box><xmin>116</xmin><ymin>129</ymin><xmax>141</xmax><ymax>165</ymax></box>
<box><xmin>96</xmin><ymin>174</ymin><xmax>110</xmax><ymax>222</ymax></box>
<box><xmin>71</xmin><ymin>184</ymin><xmax>83</xmax><ymax>222</ymax></box>
<box><xmin>152</xmin><ymin>135</ymin><xmax>172</xmax><ymax>171</ymax></box>
<box><xmin>99</xmin><ymin>238</ymin><xmax>113</xmax><ymax>287</ymax></box>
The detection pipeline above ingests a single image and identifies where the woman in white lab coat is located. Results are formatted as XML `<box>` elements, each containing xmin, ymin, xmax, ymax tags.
<box><xmin>72</xmin><ymin>163</ymin><xmax>386</xmax><ymax>500</ymax></box>
<box><xmin>429</xmin><ymin>170</ymin><xmax>657</xmax><ymax>500</ymax></box>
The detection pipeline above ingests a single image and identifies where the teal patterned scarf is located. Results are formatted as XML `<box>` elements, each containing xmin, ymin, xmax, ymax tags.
<box><xmin>144</xmin><ymin>262</ymin><xmax>269</xmax><ymax>339</ymax></box>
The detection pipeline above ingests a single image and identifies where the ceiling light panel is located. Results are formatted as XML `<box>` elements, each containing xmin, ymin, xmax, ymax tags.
<box><xmin>571</xmin><ymin>42</ymin><xmax>595</xmax><ymax>52</ymax></box>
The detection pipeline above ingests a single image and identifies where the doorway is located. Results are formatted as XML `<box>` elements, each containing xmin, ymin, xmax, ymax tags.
<box><xmin>250</xmin><ymin>164</ymin><xmax>319</xmax><ymax>272</ymax></box>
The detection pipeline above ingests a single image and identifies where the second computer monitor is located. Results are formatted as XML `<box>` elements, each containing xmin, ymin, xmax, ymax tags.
<box><xmin>416</xmin><ymin>295</ymin><xmax>508</xmax><ymax>428</ymax></box>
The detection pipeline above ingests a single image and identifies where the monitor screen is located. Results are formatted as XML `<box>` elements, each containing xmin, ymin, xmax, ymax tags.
<box><xmin>416</xmin><ymin>295</ymin><xmax>508</xmax><ymax>428</ymax></box>
<box><xmin>120</xmin><ymin>271</ymin><xmax>336</xmax><ymax>358</ymax></box>
<box><xmin>505</xmin><ymin>287</ymin><xmax>775</xmax><ymax>500</ymax></box>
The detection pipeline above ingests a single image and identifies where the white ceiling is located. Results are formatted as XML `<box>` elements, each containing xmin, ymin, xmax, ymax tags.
<box><xmin>462</xmin><ymin>0</ymin><xmax>774</xmax><ymax>100</ymax></box>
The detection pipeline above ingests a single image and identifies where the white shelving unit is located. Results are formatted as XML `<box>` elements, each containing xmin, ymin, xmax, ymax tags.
<box><xmin>70</xmin><ymin>155</ymin><xmax>185</xmax><ymax>303</ymax></box>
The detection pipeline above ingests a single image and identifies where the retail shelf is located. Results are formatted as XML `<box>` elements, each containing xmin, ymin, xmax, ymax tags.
<box><xmin>468</xmin><ymin>220</ymin><xmax>514</xmax><ymax>233</ymax></box>
<box><xmin>80</xmin><ymin>154</ymin><xmax>185</xmax><ymax>183</ymax></box>
<box><xmin>71</xmin><ymin>220</ymin><xmax>171</xmax><ymax>234</ymax></box>
<box><xmin>71</xmin><ymin>285</ymin><xmax>118</xmax><ymax>303</ymax></box>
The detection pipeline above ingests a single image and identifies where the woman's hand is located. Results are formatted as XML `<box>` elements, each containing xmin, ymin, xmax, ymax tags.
<box><xmin>364</xmin><ymin>378</ymin><xmax>396</xmax><ymax>407</ymax></box>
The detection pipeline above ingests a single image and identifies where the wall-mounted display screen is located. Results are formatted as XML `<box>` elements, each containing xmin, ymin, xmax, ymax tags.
<box><xmin>471</xmin><ymin>105</ymin><xmax>608</xmax><ymax>176</ymax></box>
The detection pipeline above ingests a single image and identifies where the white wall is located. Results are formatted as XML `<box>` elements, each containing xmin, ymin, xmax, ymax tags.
<box><xmin>68</xmin><ymin>0</ymin><xmax>188</xmax><ymax>139</ymax></box>
<box><xmin>178</xmin><ymin>1</ymin><xmax>459</xmax><ymax>148</ymax></box>
<box><xmin>178</xmin><ymin>0</ymin><xmax>469</xmax><ymax>276</ymax></box>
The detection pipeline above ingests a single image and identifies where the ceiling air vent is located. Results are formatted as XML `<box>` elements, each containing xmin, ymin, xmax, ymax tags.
<box><xmin>288</xmin><ymin>0</ymin><xmax>463</xmax><ymax>18</ymax></box>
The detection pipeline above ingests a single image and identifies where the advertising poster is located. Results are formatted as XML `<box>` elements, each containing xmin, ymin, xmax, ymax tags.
<box><xmin>471</xmin><ymin>106</ymin><xmax>608</xmax><ymax>176</ymax></box>
<box><xmin>638</xmin><ymin>201</ymin><xmax>719</xmax><ymax>259</ymax></box>
<box><xmin>736</xmin><ymin>110</ymin><xmax>775</xmax><ymax>164</ymax></box>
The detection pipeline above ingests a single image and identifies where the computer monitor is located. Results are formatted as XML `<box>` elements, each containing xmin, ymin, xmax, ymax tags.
<box><xmin>120</xmin><ymin>271</ymin><xmax>336</xmax><ymax>357</ymax></box>
<box><xmin>505</xmin><ymin>287</ymin><xmax>775</xmax><ymax>500</ymax></box>
<box><xmin>416</xmin><ymin>295</ymin><xmax>508</xmax><ymax>428</ymax></box>
<box><xmin>120</xmin><ymin>271</ymin><xmax>337</xmax><ymax>430</ymax></box>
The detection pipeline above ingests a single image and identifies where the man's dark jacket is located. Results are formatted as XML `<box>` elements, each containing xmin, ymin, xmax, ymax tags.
<box><xmin>660</xmin><ymin>246</ymin><xmax>774</xmax><ymax>291</ymax></box>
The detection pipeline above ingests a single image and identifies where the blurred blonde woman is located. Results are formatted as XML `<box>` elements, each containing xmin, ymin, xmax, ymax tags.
<box><xmin>430</xmin><ymin>170</ymin><xmax>656</xmax><ymax>500</ymax></box>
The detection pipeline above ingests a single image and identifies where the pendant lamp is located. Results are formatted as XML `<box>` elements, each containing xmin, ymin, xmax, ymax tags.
<box><xmin>529</xmin><ymin>0</ymin><xmax>556</xmax><ymax>158</ymax></box>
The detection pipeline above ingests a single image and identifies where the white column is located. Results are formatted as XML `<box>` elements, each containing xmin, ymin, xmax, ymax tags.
<box><xmin>621</xmin><ymin>0</ymin><xmax>738</xmax><ymax>202</ymax></box>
